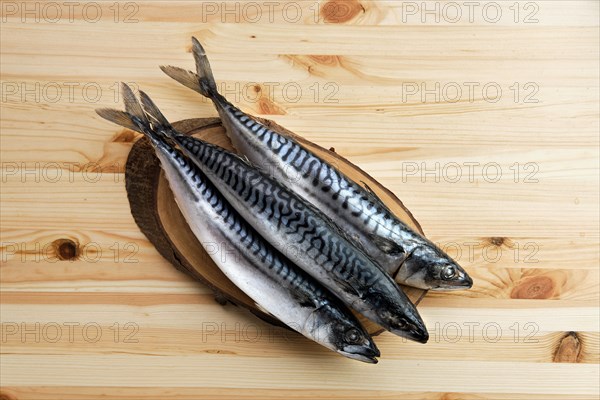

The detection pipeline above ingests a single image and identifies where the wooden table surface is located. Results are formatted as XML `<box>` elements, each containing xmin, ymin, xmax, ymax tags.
<box><xmin>1</xmin><ymin>1</ymin><xmax>599</xmax><ymax>398</ymax></box>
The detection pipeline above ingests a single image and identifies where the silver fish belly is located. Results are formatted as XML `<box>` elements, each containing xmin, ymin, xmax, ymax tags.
<box><xmin>161</xmin><ymin>37</ymin><xmax>473</xmax><ymax>292</ymax></box>
<box><xmin>96</xmin><ymin>85</ymin><xmax>381</xmax><ymax>363</ymax></box>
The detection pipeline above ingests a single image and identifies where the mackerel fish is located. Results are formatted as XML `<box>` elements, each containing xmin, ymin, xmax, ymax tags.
<box><xmin>96</xmin><ymin>84</ymin><xmax>381</xmax><ymax>363</ymax></box>
<box><xmin>161</xmin><ymin>37</ymin><xmax>473</xmax><ymax>291</ymax></box>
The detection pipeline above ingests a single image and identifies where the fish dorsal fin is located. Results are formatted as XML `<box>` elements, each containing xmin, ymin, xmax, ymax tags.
<box><xmin>361</xmin><ymin>181</ymin><xmax>394</xmax><ymax>214</ymax></box>
<box><xmin>368</xmin><ymin>234</ymin><xmax>405</xmax><ymax>256</ymax></box>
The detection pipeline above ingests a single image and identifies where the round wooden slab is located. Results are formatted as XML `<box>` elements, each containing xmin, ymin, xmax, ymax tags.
<box><xmin>125</xmin><ymin>117</ymin><xmax>428</xmax><ymax>335</ymax></box>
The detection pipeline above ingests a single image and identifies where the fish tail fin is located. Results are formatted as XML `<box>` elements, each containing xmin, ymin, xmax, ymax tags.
<box><xmin>95</xmin><ymin>108</ymin><xmax>140</xmax><ymax>132</ymax></box>
<box><xmin>120</xmin><ymin>82</ymin><xmax>149</xmax><ymax>127</ymax></box>
<box><xmin>191</xmin><ymin>37</ymin><xmax>218</xmax><ymax>96</ymax></box>
<box><xmin>95</xmin><ymin>83</ymin><xmax>162</xmax><ymax>144</ymax></box>
<box><xmin>138</xmin><ymin>90</ymin><xmax>176</xmax><ymax>140</ymax></box>
<box><xmin>160</xmin><ymin>65</ymin><xmax>206</xmax><ymax>95</ymax></box>
<box><xmin>160</xmin><ymin>37</ymin><xmax>218</xmax><ymax>99</ymax></box>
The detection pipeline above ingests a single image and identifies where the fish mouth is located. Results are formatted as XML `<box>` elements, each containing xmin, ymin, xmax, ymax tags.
<box><xmin>408</xmin><ymin>327</ymin><xmax>429</xmax><ymax>344</ymax></box>
<box><xmin>437</xmin><ymin>269</ymin><xmax>473</xmax><ymax>290</ymax></box>
<box><xmin>457</xmin><ymin>271</ymin><xmax>473</xmax><ymax>289</ymax></box>
<box><xmin>391</xmin><ymin>322</ymin><xmax>429</xmax><ymax>344</ymax></box>
<box><xmin>340</xmin><ymin>342</ymin><xmax>380</xmax><ymax>364</ymax></box>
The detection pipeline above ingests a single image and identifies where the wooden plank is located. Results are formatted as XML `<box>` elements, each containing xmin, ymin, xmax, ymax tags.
<box><xmin>2</xmin><ymin>244</ymin><xmax>599</xmax><ymax>298</ymax></box>
<box><xmin>1</xmin><ymin>294</ymin><xmax>598</xmax><ymax>364</ymax></box>
<box><xmin>1</xmin><ymin>387</ymin><xmax>598</xmax><ymax>400</ymax></box>
<box><xmin>1</xmin><ymin>354</ymin><xmax>598</xmax><ymax>395</ymax></box>
<box><xmin>1</xmin><ymin>0</ymin><xmax>598</xmax><ymax>26</ymax></box>
<box><xmin>1</xmin><ymin>174</ymin><xmax>598</xmax><ymax>235</ymax></box>
<box><xmin>0</xmin><ymin>0</ymin><xmax>598</xmax><ymax>397</ymax></box>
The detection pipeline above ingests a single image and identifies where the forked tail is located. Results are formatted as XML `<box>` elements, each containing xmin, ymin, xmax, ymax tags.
<box><xmin>138</xmin><ymin>90</ymin><xmax>175</xmax><ymax>134</ymax></box>
<box><xmin>160</xmin><ymin>36</ymin><xmax>219</xmax><ymax>99</ymax></box>
<box><xmin>95</xmin><ymin>83</ymin><xmax>171</xmax><ymax>145</ymax></box>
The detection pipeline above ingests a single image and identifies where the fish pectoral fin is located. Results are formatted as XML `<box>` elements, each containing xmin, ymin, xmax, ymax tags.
<box><xmin>369</xmin><ymin>234</ymin><xmax>405</xmax><ymax>256</ymax></box>
<box><xmin>332</xmin><ymin>275</ymin><xmax>363</xmax><ymax>299</ymax></box>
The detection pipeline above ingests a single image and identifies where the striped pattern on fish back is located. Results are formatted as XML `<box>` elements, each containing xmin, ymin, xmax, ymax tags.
<box><xmin>174</xmin><ymin>134</ymin><xmax>385</xmax><ymax>290</ymax></box>
<box><xmin>166</xmin><ymin>144</ymin><xmax>333</xmax><ymax>305</ymax></box>
<box><xmin>223</xmin><ymin>103</ymin><xmax>414</xmax><ymax>241</ymax></box>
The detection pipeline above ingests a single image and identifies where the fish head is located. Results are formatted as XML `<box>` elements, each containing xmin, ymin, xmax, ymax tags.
<box><xmin>362</xmin><ymin>291</ymin><xmax>429</xmax><ymax>343</ymax></box>
<box><xmin>306</xmin><ymin>303</ymin><xmax>380</xmax><ymax>364</ymax></box>
<box><xmin>396</xmin><ymin>242</ymin><xmax>473</xmax><ymax>291</ymax></box>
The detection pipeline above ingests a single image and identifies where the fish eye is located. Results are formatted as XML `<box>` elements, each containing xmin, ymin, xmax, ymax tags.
<box><xmin>442</xmin><ymin>265</ymin><xmax>457</xmax><ymax>280</ymax></box>
<box><xmin>344</xmin><ymin>328</ymin><xmax>362</xmax><ymax>344</ymax></box>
